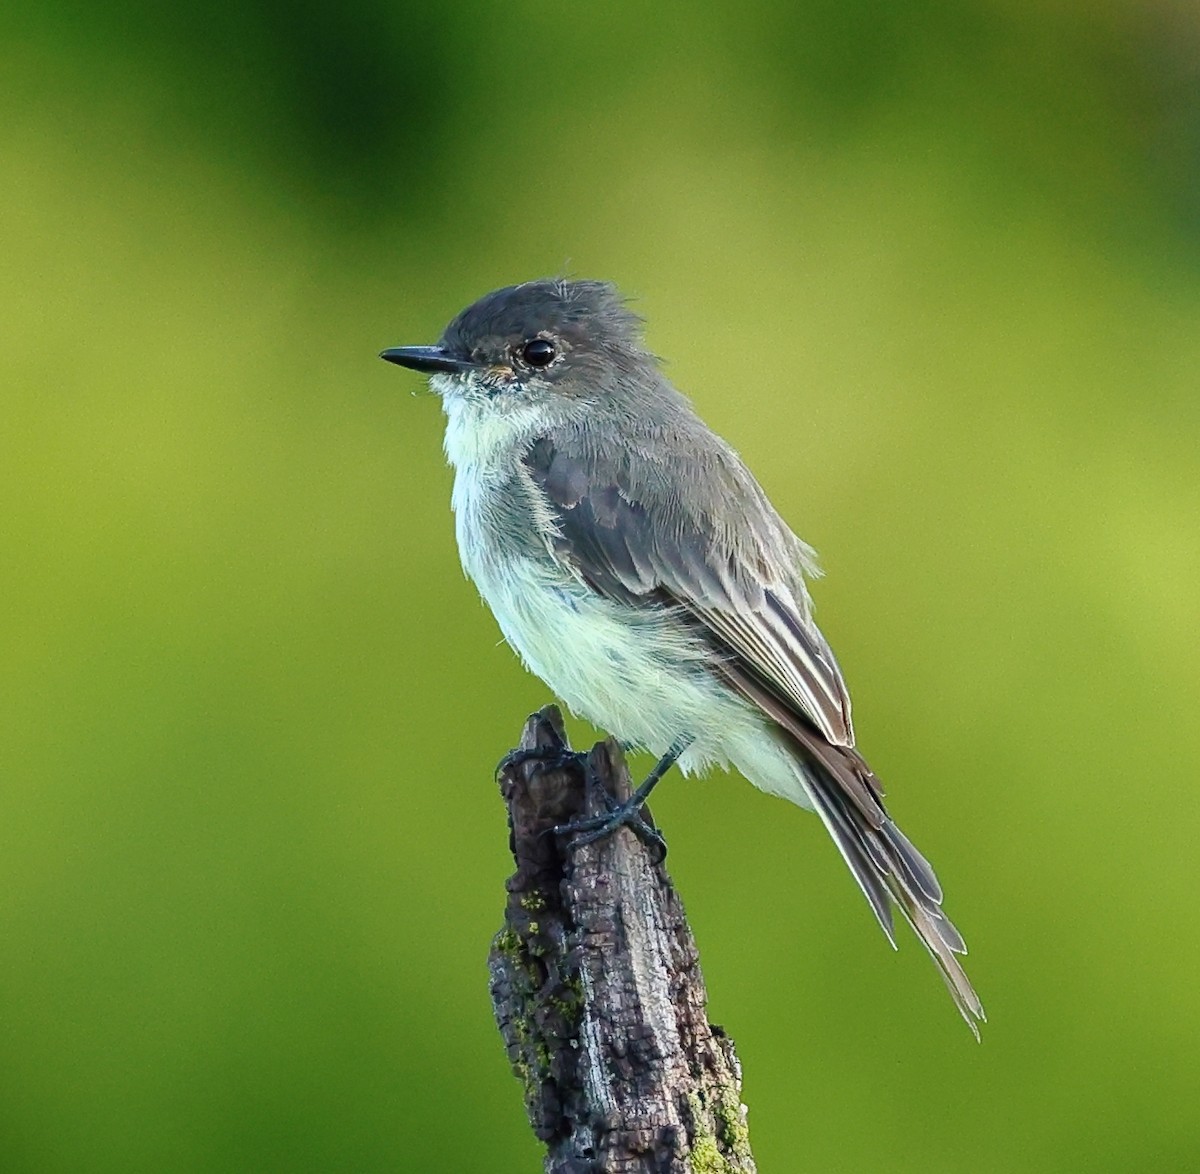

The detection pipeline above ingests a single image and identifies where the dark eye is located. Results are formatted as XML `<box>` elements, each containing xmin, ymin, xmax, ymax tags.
<box><xmin>521</xmin><ymin>338</ymin><xmax>556</xmax><ymax>367</ymax></box>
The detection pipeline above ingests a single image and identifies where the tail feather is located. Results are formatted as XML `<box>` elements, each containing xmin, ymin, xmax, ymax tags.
<box><xmin>884</xmin><ymin>821</ymin><xmax>943</xmax><ymax>904</ymax></box>
<box><xmin>717</xmin><ymin>661</ymin><xmax>985</xmax><ymax>1035</ymax></box>
<box><xmin>798</xmin><ymin>749</ymin><xmax>985</xmax><ymax>1037</ymax></box>
<box><xmin>811</xmin><ymin>778</ymin><xmax>897</xmax><ymax>944</ymax></box>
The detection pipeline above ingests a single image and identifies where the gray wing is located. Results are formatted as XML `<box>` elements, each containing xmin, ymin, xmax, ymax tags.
<box><xmin>523</xmin><ymin>433</ymin><xmax>856</xmax><ymax>745</ymax></box>
<box><xmin>523</xmin><ymin>427</ymin><xmax>890</xmax><ymax>818</ymax></box>
<box><xmin>523</xmin><ymin>430</ymin><xmax>984</xmax><ymax>1033</ymax></box>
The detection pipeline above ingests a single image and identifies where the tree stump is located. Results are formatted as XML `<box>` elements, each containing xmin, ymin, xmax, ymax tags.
<box><xmin>489</xmin><ymin>706</ymin><xmax>756</xmax><ymax>1174</ymax></box>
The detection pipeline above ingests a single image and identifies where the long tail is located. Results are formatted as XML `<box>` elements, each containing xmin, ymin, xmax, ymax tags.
<box><xmin>722</xmin><ymin>666</ymin><xmax>985</xmax><ymax>1036</ymax></box>
<box><xmin>791</xmin><ymin>726</ymin><xmax>985</xmax><ymax>1037</ymax></box>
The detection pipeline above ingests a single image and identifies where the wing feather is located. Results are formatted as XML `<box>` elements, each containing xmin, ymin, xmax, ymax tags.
<box><xmin>524</xmin><ymin>433</ymin><xmax>855</xmax><ymax>746</ymax></box>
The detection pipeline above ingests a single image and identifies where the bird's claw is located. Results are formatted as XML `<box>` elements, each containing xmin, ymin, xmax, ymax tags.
<box><xmin>552</xmin><ymin>799</ymin><xmax>668</xmax><ymax>862</ymax></box>
<box><xmin>497</xmin><ymin>743</ymin><xmax>587</xmax><ymax>777</ymax></box>
<box><xmin>502</xmin><ymin>741</ymin><xmax>669</xmax><ymax>861</ymax></box>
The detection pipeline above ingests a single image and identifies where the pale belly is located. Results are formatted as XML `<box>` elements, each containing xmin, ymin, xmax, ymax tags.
<box><xmin>468</xmin><ymin>549</ymin><xmax>765</xmax><ymax>775</ymax></box>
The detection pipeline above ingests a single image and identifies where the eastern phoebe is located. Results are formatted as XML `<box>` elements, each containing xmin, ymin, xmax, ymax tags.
<box><xmin>381</xmin><ymin>279</ymin><xmax>983</xmax><ymax>1033</ymax></box>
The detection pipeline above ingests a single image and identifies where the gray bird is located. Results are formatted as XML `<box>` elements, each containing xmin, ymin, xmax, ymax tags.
<box><xmin>381</xmin><ymin>278</ymin><xmax>983</xmax><ymax>1034</ymax></box>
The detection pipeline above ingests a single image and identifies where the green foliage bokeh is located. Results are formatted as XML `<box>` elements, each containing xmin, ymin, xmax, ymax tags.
<box><xmin>3</xmin><ymin>3</ymin><xmax>1199</xmax><ymax>1170</ymax></box>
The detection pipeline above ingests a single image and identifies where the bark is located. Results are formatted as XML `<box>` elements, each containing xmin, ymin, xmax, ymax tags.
<box><xmin>489</xmin><ymin>706</ymin><xmax>756</xmax><ymax>1174</ymax></box>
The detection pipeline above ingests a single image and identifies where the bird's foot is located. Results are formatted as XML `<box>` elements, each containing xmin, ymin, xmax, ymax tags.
<box><xmin>552</xmin><ymin>794</ymin><xmax>667</xmax><ymax>861</ymax></box>
<box><xmin>497</xmin><ymin>743</ymin><xmax>588</xmax><ymax>777</ymax></box>
<box><xmin>504</xmin><ymin>738</ymin><xmax>678</xmax><ymax>862</ymax></box>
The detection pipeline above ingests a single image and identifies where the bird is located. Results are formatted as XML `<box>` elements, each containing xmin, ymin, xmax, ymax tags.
<box><xmin>380</xmin><ymin>278</ymin><xmax>984</xmax><ymax>1034</ymax></box>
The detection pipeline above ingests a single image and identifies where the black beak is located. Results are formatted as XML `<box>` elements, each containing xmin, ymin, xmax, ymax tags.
<box><xmin>378</xmin><ymin>345</ymin><xmax>476</xmax><ymax>375</ymax></box>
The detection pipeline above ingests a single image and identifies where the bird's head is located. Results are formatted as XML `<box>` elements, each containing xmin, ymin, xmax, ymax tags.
<box><xmin>380</xmin><ymin>278</ymin><xmax>655</xmax><ymax>409</ymax></box>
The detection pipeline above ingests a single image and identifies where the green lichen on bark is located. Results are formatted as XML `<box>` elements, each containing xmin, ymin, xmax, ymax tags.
<box><xmin>684</xmin><ymin>1086</ymin><xmax>754</xmax><ymax>1174</ymax></box>
<box><xmin>711</xmin><ymin>1082</ymin><xmax>753</xmax><ymax>1164</ymax></box>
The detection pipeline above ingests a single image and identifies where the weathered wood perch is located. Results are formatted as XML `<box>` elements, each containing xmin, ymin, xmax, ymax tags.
<box><xmin>489</xmin><ymin>706</ymin><xmax>756</xmax><ymax>1174</ymax></box>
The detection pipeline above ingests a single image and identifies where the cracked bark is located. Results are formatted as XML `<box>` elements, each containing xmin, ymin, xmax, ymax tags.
<box><xmin>489</xmin><ymin>706</ymin><xmax>756</xmax><ymax>1174</ymax></box>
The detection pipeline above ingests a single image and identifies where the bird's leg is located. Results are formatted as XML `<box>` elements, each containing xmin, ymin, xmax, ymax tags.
<box><xmin>554</xmin><ymin>736</ymin><xmax>693</xmax><ymax>860</ymax></box>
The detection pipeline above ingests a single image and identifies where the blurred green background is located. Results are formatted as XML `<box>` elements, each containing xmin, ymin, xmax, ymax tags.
<box><xmin>3</xmin><ymin>1</ymin><xmax>1199</xmax><ymax>1170</ymax></box>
